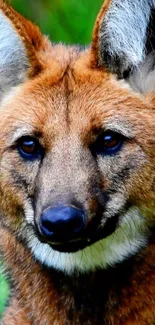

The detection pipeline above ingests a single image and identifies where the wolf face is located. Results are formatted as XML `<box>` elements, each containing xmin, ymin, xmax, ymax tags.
<box><xmin>0</xmin><ymin>1</ymin><xmax>155</xmax><ymax>275</ymax></box>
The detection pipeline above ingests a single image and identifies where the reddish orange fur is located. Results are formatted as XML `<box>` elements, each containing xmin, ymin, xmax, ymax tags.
<box><xmin>91</xmin><ymin>0</ymin><xmax>112</xmax><ymax>67</ymax></box>
<box><xmin>0</xmin><ymin>1</ymin><xmax>155</xmax><ymax>324</ymax></box>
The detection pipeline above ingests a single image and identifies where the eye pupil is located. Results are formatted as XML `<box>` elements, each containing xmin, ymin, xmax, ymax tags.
<box><xmin>90</xmin><ymin>131</ymin><xmax>124</xmax><ymax>156</ymax></box>
<box><xmin>22</xmin><ymin>140</ymin><xmax>36</xmax><ymax>154</ymax></box>
<box><xmin>104</xmin><ymin>134</ymin><xmax>119</xmax><ymax>149</ymax></box>
<box><xmin>18</xmin><ymin>136</ymin><xmax>42</xmax><ymax>160</ymax></box>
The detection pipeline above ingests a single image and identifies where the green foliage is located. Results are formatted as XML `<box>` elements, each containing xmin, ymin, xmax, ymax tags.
<box><xmin>0</xmin><ymin>263</ymin><xmax>9</xmax><ymax>318</ymax></box>
<box><xmin>0</xmin><ymin>0</ymin><xmax>104</xmax><ymax>317</ymax></box>
<box><xmin>10</xmin><ymin>0</ymin><xmax>103</xmax><ymax>44</ymax></box>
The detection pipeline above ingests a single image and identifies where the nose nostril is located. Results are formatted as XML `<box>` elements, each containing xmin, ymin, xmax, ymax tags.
<box><xmin>42</xmin><ymin>220</ymin><xmax>54</xmax><ymax>234</ymax></box>
<box><xmin>69</xmin><ymin>216</ymin><xmax>84</xmax><ymax>233</ymax></box>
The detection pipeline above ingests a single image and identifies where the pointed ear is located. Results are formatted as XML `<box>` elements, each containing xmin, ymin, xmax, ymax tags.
<box><xmin>0</xmin><ymin>0</ymin><xmax>45</xmax><ymax>100</ymax></box>
<box><xmin>91</xmin><ymin>0</ymin><xmax>153</xmax><ymax>79</ymax></box>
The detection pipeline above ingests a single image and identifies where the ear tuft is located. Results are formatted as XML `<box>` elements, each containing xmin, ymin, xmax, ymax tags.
<box><xmin>0</xmin><ymin>0</ymin><xmax>45</xmax><ymax>101</ymax></box>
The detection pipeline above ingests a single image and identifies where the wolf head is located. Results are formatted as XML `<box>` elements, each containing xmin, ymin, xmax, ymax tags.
<box><xmin>0</xmin><ymin>0</ymin><xmax>155</xmax><ymax>274</ymax></box>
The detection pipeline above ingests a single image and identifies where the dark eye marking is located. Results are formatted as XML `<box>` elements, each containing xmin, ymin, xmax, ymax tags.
<box><xmin>90</xmin><ymin>130</ymin><xmax>125</xmax><ymax>156</ymax></box>
<box><xmin>17</xmin><ymin>136</ymin><xmax>43</xmax><ymax>161</ymax></box>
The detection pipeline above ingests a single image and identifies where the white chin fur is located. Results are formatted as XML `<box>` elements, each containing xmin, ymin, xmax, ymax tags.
<box><xmin>27</xmin><ymin>207</ymin><xmax>147</xmax><ymax>275</ymax></box>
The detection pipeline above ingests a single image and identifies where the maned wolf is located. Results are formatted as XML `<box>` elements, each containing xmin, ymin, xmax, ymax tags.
<box><xmin>0</xmin><ymin>0</ymin><xmax>155</xmax><ymax>324</ymax></box>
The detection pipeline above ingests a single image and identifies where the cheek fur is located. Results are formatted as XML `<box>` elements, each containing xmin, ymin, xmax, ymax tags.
<box><xmin>0</xmin><ymin>153</ymin><xmax>39</xmax><ymax>229</ymax></box>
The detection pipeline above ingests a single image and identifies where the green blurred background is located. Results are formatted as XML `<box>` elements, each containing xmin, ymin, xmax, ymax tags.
<box><xmin>0</xmin><ymin>0</ymin><xmax>103</xmax><ymax>318</ymax></box>
<box><xmin>11</xmin><ymin>0</ymin><xmax>103</xmax><ymax>44</ymax></box>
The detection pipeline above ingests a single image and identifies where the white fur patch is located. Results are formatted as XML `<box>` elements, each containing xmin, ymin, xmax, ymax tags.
<box><xmin>27</xmin><ymin>207</ymin><xmax>147</xmax><ymax>274</ymax></box>
<box><xmin>24</xmin><ymin>200</ymin><xmax>35</xmax><ymax>226</ymax></box>
<box><xmin>0</xmin><ymin>10</ymin><xmax>29</xmax><ymax>100</ymax></box>
<box><xmin>128</xmin><ymin>53</ymin><xmax>155</xmax><ymax>94</ymax></box>
<box><xmin>99</xmin><ymin>0</ymin><xmax>155</xmax><ymax>74</ymax></box>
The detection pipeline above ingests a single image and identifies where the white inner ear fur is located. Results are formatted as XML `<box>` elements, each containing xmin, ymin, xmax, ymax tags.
<box><xmin>0</xmin><ymin>10</ymin><xmax>29</xmax><ymax>100</ymax></box>
<box><xmin>128</xmin><ymin>53</ymin><xmax>155</xmax><ymax>94</ymax></box>
<box><xmin>99</xmin><ymin>0</ymin><xmax>155</xmax><ymax>93</ymax></box>
<box><xmin>99</xmin><ymin>0</ymin><xmax>155</xmax><ymax>68</ymax></box>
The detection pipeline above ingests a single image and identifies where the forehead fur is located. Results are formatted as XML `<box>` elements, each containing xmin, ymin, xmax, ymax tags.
<box><xmin>0</xmin><ymin>44</ymin><xmax>154</xmax><ymax>146</ymax></box>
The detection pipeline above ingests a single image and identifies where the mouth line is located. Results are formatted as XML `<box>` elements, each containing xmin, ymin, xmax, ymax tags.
<box><xmin>36</xmin><ymin>213</ymin><xmax>119</xmax><ymax>253</ymax></box>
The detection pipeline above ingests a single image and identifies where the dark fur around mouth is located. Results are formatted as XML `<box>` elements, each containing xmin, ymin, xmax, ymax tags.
<box><xmin>36</xmin><ymin>214</ymin><xmax>119</xmax><ymax>253</ymax></box>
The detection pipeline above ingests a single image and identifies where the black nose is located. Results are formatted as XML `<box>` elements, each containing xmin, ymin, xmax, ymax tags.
<box><xmin>40</xmin><ymin>206</ymin><xmax>86</xmax><ymax>241</ymax></box>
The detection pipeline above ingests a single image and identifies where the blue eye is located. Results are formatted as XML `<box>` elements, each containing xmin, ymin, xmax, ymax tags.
<box><xmin>18</xmin><ymin>136</ymin><xmax>43</xmax><ymax>160</ymax></box>
<box><xmin>91</xmin><ymin>131</ymin><xmax>124</xmax><ymax>156</ymax></box>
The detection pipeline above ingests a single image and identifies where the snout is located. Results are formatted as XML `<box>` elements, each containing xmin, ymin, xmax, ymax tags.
<box><xmin>39</xmin><ymin>205</ymin><xmax>86</xmax><ymax>242</ymax></box>
<box><xmin>36</xmin><ymin>203</ymin><xmax>119</xmax><ymax>253</ymax></box>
